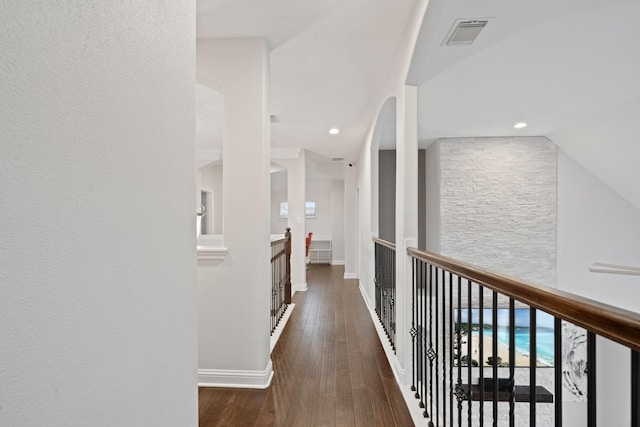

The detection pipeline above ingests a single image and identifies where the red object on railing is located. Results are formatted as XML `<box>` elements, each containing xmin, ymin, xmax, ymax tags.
<box><xmin>305</xmin><ymin>232</ymin><xmax>313</xmax><ymax>256</ymax></box>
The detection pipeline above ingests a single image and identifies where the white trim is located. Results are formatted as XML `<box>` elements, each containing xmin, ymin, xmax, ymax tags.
<box><xmin>358</xmin><ymin>280</ymin><xmax>373</xmax><ymax>309</ymax></box>
<box><xmin>330</xmin><ymin>260</ymin><xmax>345</xmax><ymax>266</ymax></box>
<box><xmin>196</xmin><ymin>246</ymin><xmax>228</xmax><ymax>260</ymax></box>
<box><xmin>343</xmin><ymin>272</ymin><xmax>357</xmax><ymax>279</ymax></box>
<box><xmin>292</xmin><ymin>282</ymin><xmax>308</xmax><ymax>294</ymax></box>
<box><xmin>198</xmin><ymin>360</ymin><xmax>274</xmax><ymax>389</ymax></box>
<box><xmin>270</xmin><ymin>304</ymin><xmax>295</xmax><ymax>353</ymax></box>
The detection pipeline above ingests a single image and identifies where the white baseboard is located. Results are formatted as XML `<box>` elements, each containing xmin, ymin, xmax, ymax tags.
<box><xmin>358</xmin><ymin>281</ymin><xmax>373</xmax><ymax>310</ymax></box>
<box><xmin>343</xmin><ymin>272</ymin><xmax>357</xmax><ymax>279</ymax></box>
<box><xmin>330</xmin><ymin>260</ymin><xmax>345</xmax><ymax>266</ymax></box>
<box><xmin>270</xmin><ymin>304</ymin><xmax>295</xmax><ymax>353</ymax></box>
<box><xmin>292</xmin><ymin>282</ymin><xmax>308</xmax><ymax>295</ymax></box>
<box><xmin>198</xmin><ymin>360</ymin><xmax>273</xmax><ymax>389</ymax></box>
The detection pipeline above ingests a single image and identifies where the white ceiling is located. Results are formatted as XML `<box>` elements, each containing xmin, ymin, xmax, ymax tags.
<box><xmin>412</xmin><ymin>0</ymin><xmax>640</xmax><ymax>208</ymax></box>
<box><xmin>196</xmin><ymin>0</ymin><xmax>418</xmax><ymax>160</ymax></box>
<box><xmin>196</xmin><ymin>0</ymin><xmax>640</xmax><ymax>208</ymax></box>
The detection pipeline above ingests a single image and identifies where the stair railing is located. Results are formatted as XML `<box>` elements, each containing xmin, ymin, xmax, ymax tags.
<box><xmin>374</xmin><ymin>237</ymin><xmax>397</xmax><ymax>352</ymax></box>
<box><xmin>270</xmin><ymin>228</ymin><xmax>291</xmax><ymax>335</ymax></box>
<box><xmin>402</xmin><ymin>247</ymin><xmax>640</xmax><ymax>426</ymax></box>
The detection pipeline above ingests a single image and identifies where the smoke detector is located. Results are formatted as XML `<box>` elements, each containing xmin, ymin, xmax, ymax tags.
<box><xmin>443</xmin><ymin>19</ymin><xmax>489</xmax><ymax>46</ymax></box>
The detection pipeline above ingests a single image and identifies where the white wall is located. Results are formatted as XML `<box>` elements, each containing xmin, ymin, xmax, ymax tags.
<box><xmin>344</xmin><ymin>163</ymin><xmax>359</xmax><ymax>280</ymax></box>
<box><xmin>378</xmin><ymin>150</ymin><xmax>396</xmax><ymax>242</ymax></box>
<box><xmin>557</xmin><ymin>150</ymin><xmax>640</xmax><ymax>427</ymax></box>
<box><xmin>304</xmin><ymin>188</ymin><xmax>332</xmax><ymax>240</ymax></box>
<box><xmin>331</xmin><ymin>180</ymin><xmax>346</xmax><ymax>264</ymax></box>
<box><xmin>551</xmin><ymin>97</ymin><xmax>640</xmax><ymax>211</ymax></box>
<box><xmin>284</xmin><ymin>152</ymin><xmax>307</xmax><ymax>292</ymax></box>
<box><xmin>200</xmin><ymin>163</ymin><xmax>223</xmax><ymax>234</ymax></box>
<box><xmin>272</xmin><ymin>189</ymin><xmax>333</xmax><ymax>239</ymax></box>
<box><xmin>196</xmin><ymin>38</ymin><xmax>272</xmax><ymax>386</ymax></box>
<box><xmin>0</xmin><ymin>2</ymin><xmax>198</xmax><ymax>426</ymax></box>
<box><xmin>272</xmin><ymin>173</ymin><xmax>344</xmax><ymax>263</ymax></box>
<box><xmin>424</xmin><ymin>141</ymin><xmax>440</xmax><ymax>253</ymax></box>
<box><xmin>438</xmin><ymin>137</ymin><xmax>558</xmax><ymax>288</ymax></box>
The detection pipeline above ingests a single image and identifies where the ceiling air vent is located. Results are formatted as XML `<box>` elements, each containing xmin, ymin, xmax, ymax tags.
<box><xmin>443</xmin><ymin>19</ymin><xmax>488</xmax><ymax>46</ymax></box>
<box><xmin>332</xmin><ymin>157</ymin><xmax>344</xmax><ymax>162</ymax></box>
<box><xmin>270</xmin><ymin>114</ymin><xmax>280</xmax><ymax>124</ymax></box>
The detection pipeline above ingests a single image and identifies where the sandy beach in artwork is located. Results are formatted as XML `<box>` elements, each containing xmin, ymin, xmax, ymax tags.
<box><xmin>457</xmin><ymin>331</ymin><xmax>545</xmax><ymax>367</ymax></box>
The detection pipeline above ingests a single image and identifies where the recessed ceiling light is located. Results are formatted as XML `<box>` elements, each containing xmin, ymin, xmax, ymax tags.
<box><xmin>513</xmin><ymin>122</ymin><xmax>527</xmax><ymax>129</ymax></box>
<box><xmin>329</xmin><ymin>128</ymin><xmax>340</xmax><ymax>135</ymax></box>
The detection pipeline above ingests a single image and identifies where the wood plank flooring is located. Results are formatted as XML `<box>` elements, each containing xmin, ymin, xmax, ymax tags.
<box><xmin>198</xmin><ymin>265</ymin><xmax>414</xmax><ymax>427</ymax></box>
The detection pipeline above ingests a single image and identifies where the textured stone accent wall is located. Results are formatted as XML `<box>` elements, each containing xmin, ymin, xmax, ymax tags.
<box><xmin>439</xmin><ymin>137</ymin><xmax>557</xmax><ymax>288</ymax></box>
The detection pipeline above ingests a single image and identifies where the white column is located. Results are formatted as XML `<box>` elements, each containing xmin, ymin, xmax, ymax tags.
<box><xmin>0</xmin><ymin>2</ymin><xmax>197</xmax><ymax>425</ymax></box>
<box><xmin>395</xmin><ymin>85</ymin><xmax>419</xmax><ymax>383</ymax></box>
<box><xmin>344</xmin><ymin>162</ymin><xmax>359</xmax><ymax>279</ymax></box>
<box><xmin>331</xmin><ymin>180</ymin><xmax>346</xmax><ymax>265</ymax></box>
<box><xmin>283</xmin><ymin>151</ymin><xmax>308</xmax><ymax>293</ymax></box>
<box><xmin>196</xmin><ymin>39</ymin><xmax>272</xmax><ymax>387</ymax></box>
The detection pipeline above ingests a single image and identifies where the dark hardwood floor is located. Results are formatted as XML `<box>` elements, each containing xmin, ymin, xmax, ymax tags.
<box><xmin>199</xmin><ymin>265</ymin><xmax>414</xmax><ymax>427</ymax></box>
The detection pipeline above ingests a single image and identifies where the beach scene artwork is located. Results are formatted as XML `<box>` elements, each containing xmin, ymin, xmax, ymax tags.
<box><xmin>455</xmin><ymin>308</ymin><xmax>555</xmax><ymax>368</ymax></box>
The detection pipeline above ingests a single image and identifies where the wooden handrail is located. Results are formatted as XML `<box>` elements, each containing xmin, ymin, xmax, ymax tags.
<box><xmin>407</xmin><ymin>247</ymin><xmax>640</xmax><ymax>354</ymax></box>
<box><xmin>373</xmin><ymin>237</ymin><xmax>396</xmax><ymax>250</ymax></box>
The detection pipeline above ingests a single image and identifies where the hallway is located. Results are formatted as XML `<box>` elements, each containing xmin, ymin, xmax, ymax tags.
<box><xmin>198</xmin><ymin>265</ymin><xmax>413</xmax><ymax>426</ymax></box>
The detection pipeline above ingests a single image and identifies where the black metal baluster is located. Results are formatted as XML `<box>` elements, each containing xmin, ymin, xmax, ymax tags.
<box><xmin>374</xmin><ymin>243</ymin><xmax>379</xmax><ymax>320</ymax></box>
<box><xmin>587</xmin><ymin>332</ymin><xmax>596</xmax><ymax>427</ymax></box>
<box><xmin>449</xmin><ymin>272</ymin><xmax>454</xmax><ymax>427</ymax></box>
<box><xmin>442</xmin><ymin>269</ymin><xmax>447</xmax><ymax>427</ymax></box>
<box><xmin>632</xmin><ymin>350</ymin><xmax>639</xmax><ymax>427</ymax></box>
<box><xmin>422</xmin><ymin>261</ymin><xmax>428</xmax><ymax>415</ymax></box>
<box><xmin>386</xmin><ymin>246</ymin><xmax>390</xmax><ymax>341</ymax></box>
<box><xmin>411</xmin><ymin>258</ymin><xmax>417</xmax><ymax>398</ymax></box>
<box><xmin>382</xmin><ymin>247</ymin><xmax>387</xmax><ymax>337</ymax></box>
<box><xmin>419</xmin><ymin>261</ymin><xmax>425</xmax><ymax>410</ymax></box>
<box><xmin>454</xmin><ymin>275</ymin><xmax>464</xmax><ymax>427</ymax></box>
<box><xmin>509</xmin><ymin>299</ymin><xmax>515</xmax><ymax>427</ymax></box>
<box><xmin>435</xmin><ymin>267</ymin><xmax>440</xmax><ymax>425</ymax></box>
<box><xmin>492</xmin><ymin>291</ymin><xmax>498</xmax><ymax>427</ymax></box>
<box><xmin>417</xmin><ymin>260</ymin><xmax>424</xmax><ymax>406</ymax></box>
<box><xmin>479</xmin><ymin>285</ymin><xmax>484</xmax><ymax>426</ymax></box>
<box><xmin>554</xmin><ymin>317</ymin><xmax>562</xmax><ymax>427</ymax></box>
<box><xmin>530</xmin><ymin>308</ymin><xmax>537</xmax><ymax>426</ymax></box>
<box><xmin>391</xmin><ymin>246</ymin><xmax>396</xmax><ymax>350</ymax></box>
<box><xmin>271</xmin><ymin>247</ymin><xmax>275</xmax><ymax>333</ymax></box>
<box><xmin>428</xmin><ymin>264</ymin><xmax>434</xmax><ymax>423</ymax></box>
<box><xmin>467</xmin><ymin>280</ymin><xmax>473</xmax><ymax>427</ymax></box>
<box><xmin>416</xmin><ymin>261</ymin><xmax>427</xmax><ymax>408</ymax></box>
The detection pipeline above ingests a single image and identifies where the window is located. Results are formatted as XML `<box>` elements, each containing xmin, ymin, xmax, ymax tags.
<box><xmin>279</xmin><ymin>201</ymin><xmax>316</xmax><ymax>218</ymax></box>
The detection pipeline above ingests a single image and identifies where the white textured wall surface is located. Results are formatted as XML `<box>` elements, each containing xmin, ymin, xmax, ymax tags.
<box><xmin>200</xmin><ymin>163</ymin><xmax>223</xmax><ymax>234</ymax></box>
<box><xmin>331</xmin><ymin>180</ymin><xmax>346</xmax><ymax>262</ymax></box>
<box><xmin>439</xmin><ymin>137</ymin><xmax>557</xmax><ymax>288</ymax></box>
<box><xmin>557</xmin><ymin>150</ymin><xmax>640</xmax><ymax>426</ymax></box>
<box><xmin>425</xmin><ymin>141</ymin><xmax>440</xmax><ymax>253</ymax></box>
<box><xmin>379</xmin><ymin>150</ymin><xmax>396</xmax><ymax>242</ymax></box>
<box><xmin>0</xmin><ymin>1</ymin><xmax>197</xmax><ymax>426</ymax></box>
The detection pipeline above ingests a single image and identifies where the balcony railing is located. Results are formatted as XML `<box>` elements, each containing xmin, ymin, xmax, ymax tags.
<box><xmin>374</xmin><ymin>237</ymin><xmax>396</xmax><ymax>352</ymax></box>
<box><xmin>270</xmin><ymin>228</ymin><xmax>291</xmax><ymax>335</ymax></box>
<box><xmin>375</xmin><ymin>247</ymin><xmax>640</xmax><ymax>426</ymax></box>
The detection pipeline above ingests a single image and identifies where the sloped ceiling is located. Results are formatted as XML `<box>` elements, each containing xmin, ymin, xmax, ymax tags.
<box><xmin>413</xmin><ymin>0</ymin><xmax>640</xmax><ymax>208</ymax></box>
<box><xmin>196</xmin><ymin>0</ymin><xmax>418</xmax><ymax>160</ymax></box>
